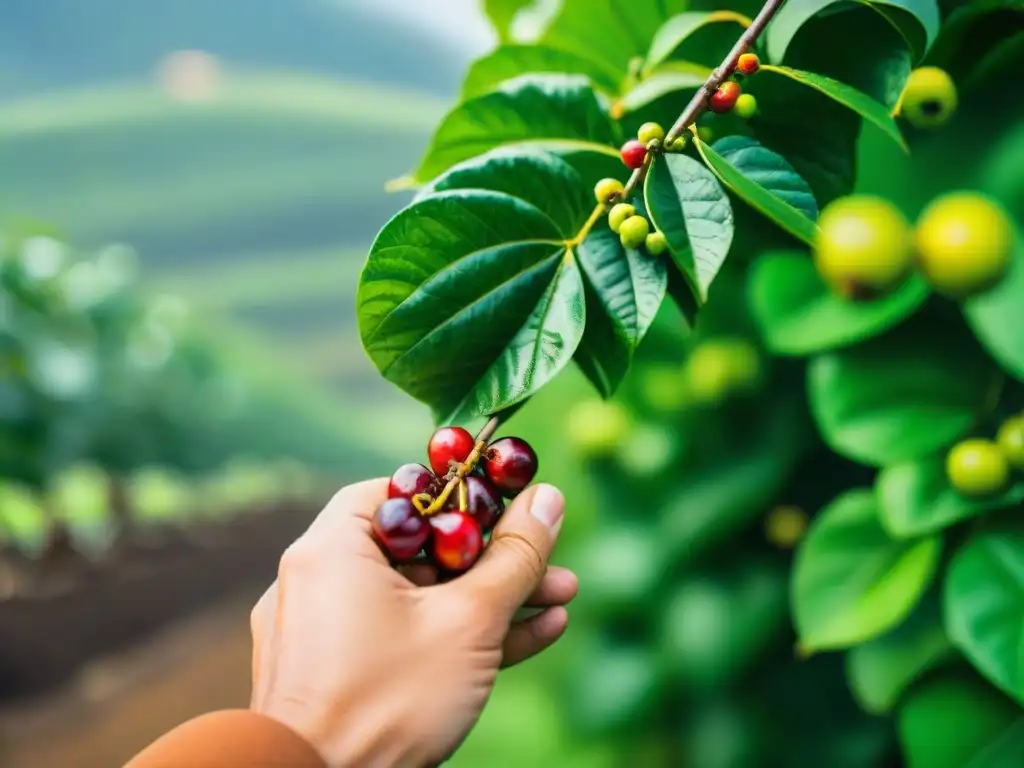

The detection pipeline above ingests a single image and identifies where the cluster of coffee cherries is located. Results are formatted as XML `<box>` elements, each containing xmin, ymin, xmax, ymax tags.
<box><xmin>593</xmin><ymin>174</ymin><xmax>668</xmax><ymax>255</ymax></box>
<box><xmin>371</xmin><ymin>426</ymin><xmax>539</xmax><ymax>572</ymax></box>
<box><xmin>709</xmin><ymin>52</ymin><xmax>760</xmax><ymax>118</ymax></box>
<box><xmin>946</xmin><ymin>415</ymin><xmax>1024</xmax><ymax>498</ymax></box>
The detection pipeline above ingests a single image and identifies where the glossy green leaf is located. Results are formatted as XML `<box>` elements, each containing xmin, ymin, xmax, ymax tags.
<box><xmin>966</xmin><ymin>241</ymin><xmax>1024</xmax><ymax>383</ymax></box>
<box><xmin>461</xmin><ymin>44</ymin><xmax>623</xmax><ymax>100</ymax></box>
<box><xmin>410</xmin><ymin>74</ymin><xmax>621</xmax><ymax>183</ymax></box>
<box><xmin>846</xmin><ymin>591</ymin><xmax>955</xmax><ymax>715</ymax></box>
<box><xmin>644</xmin><ymin>153</ymin><xmax>734</xmax><ymax>303</ymax></box>
<box><xmin>481</xmin><ymin>0</ymin><xmax>535</xmax><ymax>42</ymax></box>
<box><xmin>793</xmin><ymin>488</ymin><xmax>942</xmax><ymax>652</ymax></box>
<box><xmin>416</xmin><ymin>146</ymin><xmax>592</xmax><ymax>237</ymax></box>
<box><xmin>644</xmin><ymin>11</ymin><xmax>751</xmax><ymax>72</ymax></box>
<box><xmin>613</xmin><ymin>64</ymin><xmax>708</xmax><ymax>116</ymax></box>
<box><xmin>878</xmin><ymin>453</ymin><xmax>1024</xmax><ymax>539</ymax></box>
<box><xmin>540</xmin><ymin>0</ymin><xmax>689</xmax><ymax>80</ymax></box>
<box><xmin>808</xmin><ymin>312</ymin><xmax>999</xmax><ymax>466</ymax></box>
<box><xmin>694</xmin><ymin>135</ymin><xmax>819</xmax><ymax>245</ymax></box>
<box><xmin>945</xmin><ymin>528</ymin><xmax>1024</xmax><ymax>705</ymax></box>
<box><xmin>900</xmin><ymin>668</ymin><xmax>1024</xmax><ymax>768</ymax></box>
<box><xmin>573</xmin><ymin>226</ymin><xmax>667</xmax><ymax>397</ymax></box>
<box><xmin>761</xmin><ymin>65</ymin><xmax>907</xmax><ymax>152</ymax></box>
<box><xmin>358</xmin><ymin>183</ymin><xmax>582</xmax><ymax>421</ymax></box>
<box><xmin>748</xmin><ymin>252</ymin><xmax>929</xmax><ymax>356</ymax></box>
<box><xmin>766</xmin><ymin>0</ymin><xmax>940</xmax><ymax>64</ymax></box>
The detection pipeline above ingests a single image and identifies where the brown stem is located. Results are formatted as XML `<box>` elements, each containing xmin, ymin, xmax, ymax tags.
<box><xmin>620</xmin><ymin>0</ymin><xmax>786</xmax><ymax>200</ymax></box>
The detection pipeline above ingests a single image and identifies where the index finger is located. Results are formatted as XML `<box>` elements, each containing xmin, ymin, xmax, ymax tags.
<box><xmin>299</xmin><ymin>477</ymin><xmax>390</xmax><ymax>553</ymax></box>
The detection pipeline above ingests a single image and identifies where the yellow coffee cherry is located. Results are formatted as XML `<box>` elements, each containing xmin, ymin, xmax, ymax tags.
<box><xmin>947</xmin><ymin>439</ymin><xmax>1010</xmax><ymax>497</ymax></box>
<box><xmin>813</xmin><ymin>195</ymin><xmax>914</xmax><ymax>300</ymax></box>
<box><xmin>637</xmin><ymin>122</ymin><xmax>665</xmax><ymax>145</ymax></box>
<box><xmin>900</xmin><ymin>67</ymin><xmax>957</xmax><ymax>129</ymax></box>
<box><xmin>619</xmin><ymin>215</ymin><xmax>651</xmax><ymax>249</ymax></box>
<box><xmin>997</xmin><ymin>417</ymin><xmax>1024</xmax><ymax>470</ymax></box>
<box><xmin>914</xmin><ymin>191</ymin><xmax>1015</xmax><ymax>299</ymax></box>
<box><xmin>608</xmin><ymin>203</ymin><xmax>636</xmax><ymax>233</ymax></box>
<box><xmin>594</xmin><ymin>177</ymin><xmax>625</xmax><ymax>204</ymax></box>
<box><xmin>765</xmin><ymin>506</ymin><xmax>807</xmax><ymax>549</ymax></box>
<box><xmin>734</xmin><ymin>94</ymin><xmax>758</xmax><ymax>119</ymax></box>
<box><xmin>645</xmin><ymin>230</ymin><xmax>668</xmax><ymax>256</ymax></box>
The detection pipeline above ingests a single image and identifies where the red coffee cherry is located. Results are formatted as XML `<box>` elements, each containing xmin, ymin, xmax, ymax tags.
<box><xmin>710</xmin><ymin>81</ymin><xmax>742</xmax><ymax>113</ymax></box>
<box><xmin>462</xmin><ymin>474</ymin><xmax>505</xmax><ymax>531</ymax></box>
<box><xmin>388</xmin><ymin>463</ymin><xmax>436</xmax><ymax>500</ymax></box>
<box><xmin>372</xmin><ymin>498</ymin><xmax>431</xmax><ymax>562</ymax></box>
<box><xmin>620</xmin><ymin>139</ymin><xmax>648</xmax><ymax>170</ymax></box>
<box><xmin>427</xmin><ymin>426</ymin><xmax>476</xmax><ymax>476</ymax></box>
<box><xmin>430</xmin><ymin>512</ymin><xmax>483</xmax><ymax>572</ymax></box>
<box><xmin>482</xmin><ymin>437</ymin><xmax>539</xmax><ymax>498</ymax></box>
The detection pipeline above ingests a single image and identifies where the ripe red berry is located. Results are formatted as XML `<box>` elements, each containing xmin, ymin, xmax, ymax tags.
<box><xmin>620</xmin><ymin>139</ymin><xmax>647</xmax><ymax>170</ymax></box>
<box><xmin>710</xmin><ymin>81</ymin><xmax>742</xmax><ymax>113</ymax></box>
<box><xmin>462</xmin><ymin>475</ymin><xmax>505</xmax><ymax>531</ymax></box>
<box><xmin>482</xmin><ymin>437</ymin><xmax>539</xmax><ymax>498</ymax></box>
<box><xmin>372</xmin><ymin>498</ymin><xmax>431</xmax><ymax>562</ymax></box>
<box><xmin>430</xmin><ymin>512</ymin><xmax>483</xmax><ymax>572</ymax></box>
<box><xmin>736</xmin><ymin>53</ymin><xmax>760</xmax><ymax>76</ymax></box>
<box><xmin>388</xmin><ymin>463</ymin><xmax>437</xmax><ymax>500</ymax></box>
<box><xmin>427</xmin><ymin>426</ymin><xmax>476</xmax><ymax>476</ymax></box>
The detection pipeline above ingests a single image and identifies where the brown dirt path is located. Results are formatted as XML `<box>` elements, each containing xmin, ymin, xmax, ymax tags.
<box><xmin>0</xmin><ymin>589</ymin><xmax>260</xmax><ymax>768</ymax></box>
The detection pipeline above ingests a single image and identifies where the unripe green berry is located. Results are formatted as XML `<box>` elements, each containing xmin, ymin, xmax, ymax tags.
<box><xmin>637</xmin><ymin>122</ymin><xmax>665</xmax><ymax>145</ymax></box>
<box><xmin>645</xmin><ymin>230</ymin><xmax>668</xmax><ymax>256</ymax></box>
<box><xmin>608</xmin><ymin>203</ymin><xmax>636</xmax><ymax>233</ymax></box>
<box><xmin>997</xmin><ymin>417</ymin><xmax>1024</xmax><ymax>469</ymax></box>
<box><xmin>619</xmin><ymin>216</ymin><xmax>650</xmax><ymax>249</ymax></box>
<box><xmin>901</xmin><ymin>67</ymin><xmax>957</xmax><ymax>129</ymax></box>
<box><xmin>947</xmin><ymin>439</ymin><xmax>1010</xmax><ymax>497</ymax></box>
<box><xmin>734</xmin><ymin>94</ymin><xmax>758</xmax><ymax>119</ymax></box>
<box><xmin>594</xmin><ymin>177</ymin><xmax>625</xmax><ymax>204</ymax></box>
<box><xmin>698</xmin><ymin>127</ymin><xmax>714</xmax><ymax>143</ymax></box>
<box><xmin>668</xmin><ymin>136</ymin><xmax>688</xmax><ymax>151</ymax></box>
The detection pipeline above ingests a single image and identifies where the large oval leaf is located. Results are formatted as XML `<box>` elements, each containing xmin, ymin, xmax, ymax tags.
<box><xmin>846</xmin><ymin>591</ymin><xmax>954</xmax><ymax>715</ymax></box>
<box><xmin>899</xmin><ymin>669</ymin><xmax>1024</xmax><ymax>768</ymax></box>
<box><xmin>808</xmin><ymin>310</ymin><xmax>1000</xmax><ymax>466</ymax></box>
<box><xmin>644</xmin><ymin>153</ymin><xmax>734</xmax><ymax>303</ymax></box>
<box><xmin>694</xmin><ymin>135</ymin><xmax>819</xmax><ymax>245</ymax></box>
<box><xmin>877</xmin><ymin>453</ymin><xmax>1024</xmax><ymax>539</ymax></box>
<box><xmin>644</xmin><ymin>11</ymin><xmax>751</xmax><ymax>72</ymax></box>
<box><xmin>748</xmin><ymin>251</ymin><xmax>930</xmax><ymax>356</ymax></box>
<box><xmin>767</xmin><ymin>0</ymin><xmax>940</xmax><ymax>64</ymax></box>
<box><xmin>461</xmin><ymin>44</ymin><xmax>623</xmax><ymax>100</ymax></box>
<box><xmin>573</xmin><ymin>225</ymin><xmax>667</xmax><ymax>397</ymax></box>
<box><xmin>966</xmin><ymin>241</ymin><xmax>1024</xmax><ymax>383</ymax></box>
<box><xmin>945</xmin><ymin>528</ymin><xmax>1024</xmax><ymax>705</ymax></box>
<box><xmin>761</xmin><ymin>65</ymin><xmax>907</xmax><ymax>152</ymax></box>
<box><xmin>408</xmin><ymin>74</ymin><xmax>621</xmax><ymax>184</ymax></box>
<box><xmin>793</xmin><ymin>488</ymin><xmax>942</xmax><ymax>653</ymax></box>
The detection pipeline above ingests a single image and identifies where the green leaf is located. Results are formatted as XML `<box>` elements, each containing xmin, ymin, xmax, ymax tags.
<box><xmin>358</xmin><ymin>183</ymin><xmax>583</xmax><ymax>420</ymax></box>
<box><xmin>966</xmin><ymin>241</ymin><xmax>1024</xmax><ymax>383</ymax></box>
<box><xmin>410</xmin><ymin>74</ymin><xmax>621</xmax><ymax>183</ymax></box>
<box><xmin>644</xmin><ymin>11</ymin><xmax>751</xmax><ymax>72</ymax></box>
<box><xmin>416</xmin><ymin>146</ymin><xmax>593</xmax><ymax>237</ymax></box>
<box><xmin>846</xmin><ymin>591</ymin><xmax>955</xmax><ymax>715</ymax></box>
<box><xmin>808</xmin><ymin>311</ymin><xmax>999</xmax><ymax>466</ymax></box>
<box><xmin>900</xmin><ymin>668</ymin><xmax>1024</xmax><ymax>768</ymax></box>
<box><xmin>540</xmin><ymin>0</ymin><xmax>689</xmax><ymax>81</ymax></box>
<box><xmin>644</xmin><ymin>153</ymin><xmax>734</xmax><ymax>303</ymax></box>
<box><xmin>877</xmin><ymin>453</ymin><xmax>1024</xmax><ymax>539</ymax></box>
<box><xmin>945</xmin><ymin>528</ymin><xmax>1024</xmax><ymax>705</ymax></box>
<box><xmin>761</xmin><ymin>65</ymin><xmax>907</xmax><ymax>152</ymax></box>
<box><xmin>613</xmin><ymin>64</ymin><xmax>708</xmax><ymax>116</ymax></box>
<box><xmin>573</xmin><ymin>225</ymin><xmax>667</xmax><ymax>397</ymax></box>
<box><xmin>694</xmin><ymin>135</ymin><xmax>819</xmax><ymax>245</ymax></box>
<box><xmin>793</xmin><ymin>488</ymin><xmax>942</xmax><ymax>653</ymax></box>
<box><xmin>766</xmin><ymin>0</ymin><xmax>940</xmax><ymax>65</ymax></box>
<box><xmin>481</xmin><ymin>0</ymin><xmax>535</xmax><ymax>43</ymax></box>
<box><xmin>461</xmin><ymin>44</ymin><xmax>623</xmax><ymax>100</ymax></box>
<box><xmin>748</xmin><ymin>251</ymin><xmax>930</xmax><ymax>356</ymax></box>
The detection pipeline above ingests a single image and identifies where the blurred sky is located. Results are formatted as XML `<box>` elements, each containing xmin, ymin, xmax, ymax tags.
<box><xmin>345</xmin><ymin>0</ymin><xmax>496</xmax><ymax>58</ymax></box>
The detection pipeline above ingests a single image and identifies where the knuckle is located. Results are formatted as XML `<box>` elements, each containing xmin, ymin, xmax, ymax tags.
<box><xmin>492</xmin><ymin>531</ymin><xmax>546</xmax><ymax>584</ymax></box>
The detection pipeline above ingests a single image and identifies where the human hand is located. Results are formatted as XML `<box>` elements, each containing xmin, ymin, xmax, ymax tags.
<box><xmin>249</xmin><ymin>477</ymin><xmax>576</xmax><ymax>768</ymax></box>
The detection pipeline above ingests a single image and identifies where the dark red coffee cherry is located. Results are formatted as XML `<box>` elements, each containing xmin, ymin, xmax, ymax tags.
<box><xmin>427</xmin><ymin>426</ymin><xmax>476</xmax><ymax>476</ymax></box>
<box><xmin>483</xmin><ymin>437</ymin><xmax>538</xmax><ymax>498</ymax></box>
<box><xmin>388</xmin><ymin>463</ymin><xmax>436</xmax><ymax>500</ymax></box>
<box><xmin>430</xmin><ymin>512</ymin><xmax>483</xmax><ymax>572</ymax></box>
<box><xmin>372</xmin><ymin>498</ymin><xmax>431</xmax><ymax>562</ymax></box>
<box><xmin>463</xmin><ymin>475</ymin><xmax>505</xmax><ymax>531</ymax></box>
<box><xmin>620</xmin><ymin>139</ymin><xmax>647</xmax><ymax>170</ymax></box>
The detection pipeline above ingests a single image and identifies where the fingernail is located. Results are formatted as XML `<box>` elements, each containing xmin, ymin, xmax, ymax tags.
<box><xmin>529</xmin><ymin>484</ymin><xmax>564</xmax><ymax>529</ymax></box>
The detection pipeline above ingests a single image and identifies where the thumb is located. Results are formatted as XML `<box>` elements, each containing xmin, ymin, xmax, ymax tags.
<box><xmin>456</xmin><ymin>483</ymin><xmax>565</xmax><ymax>620</ymax></box>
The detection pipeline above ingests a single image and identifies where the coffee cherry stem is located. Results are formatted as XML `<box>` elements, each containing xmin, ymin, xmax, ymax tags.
<box><xmin>419</xmin><ymin>415</ymin><xmax>503</xmax><ymax>515</ymax></box>
<box><xmin>458</xmin><ymin>478</ymin><xmax>469</xmax><ymax>512</ymax></box>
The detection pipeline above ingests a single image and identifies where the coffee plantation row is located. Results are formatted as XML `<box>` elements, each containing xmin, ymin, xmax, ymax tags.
<box><xmin>355</xmin><ymin>0</ymin><xmax>1024</xmax><ymax>765</ymax></box>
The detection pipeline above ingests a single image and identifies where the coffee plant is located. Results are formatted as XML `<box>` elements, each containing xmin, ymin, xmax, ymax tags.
<box><xmin>356</xmin><ymin>0</ymin><xmax>1024</xmax><ymax>765</ymax></box>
